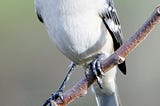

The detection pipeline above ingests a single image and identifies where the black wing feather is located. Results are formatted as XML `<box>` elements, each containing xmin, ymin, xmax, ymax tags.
<box><xmin>36</xmin><ymin>11</ymin><xmax>44</xmax><ymax>23</ymax></box>
<box><xmin>102</xmin><ymin>0</ymin><xmax>126</xmax><ymax>74</ymax></box>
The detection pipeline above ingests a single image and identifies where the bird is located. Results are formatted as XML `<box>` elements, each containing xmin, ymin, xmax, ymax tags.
<box><xmin>35</xmin><ymin>0</ymin><xmax>126</xmax><ymax>106</ymax></box>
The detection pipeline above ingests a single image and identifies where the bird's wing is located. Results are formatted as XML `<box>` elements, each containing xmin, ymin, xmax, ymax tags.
<box><xmin>101</xmin><ymin>0</ymin><xmax>126</xmax><ymax>74</ymax></box>
<box><xmin>35</xmin><ymin>1</ymin><xmax>44</xmax><ymax>23</ymax></box>
<box><xmin>36</xmin><ymin>10</ymin><xmax>44</xmax><ymax>23</ymax></box>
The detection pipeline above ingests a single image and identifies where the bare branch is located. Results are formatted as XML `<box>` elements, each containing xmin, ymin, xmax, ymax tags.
<box><xmin>49</xmin><ymin>5</ymin><xmax>160</xmax><ymax>106</ymax></box>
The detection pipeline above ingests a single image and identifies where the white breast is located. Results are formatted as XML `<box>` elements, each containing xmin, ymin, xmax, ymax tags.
<box><xmin>35</xmin><ymin>0</ymin><xmax>113</xmax><ymax>64</ymax></box>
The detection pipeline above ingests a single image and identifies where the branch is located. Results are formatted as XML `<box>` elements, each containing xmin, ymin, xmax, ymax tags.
<box><xmin>49</xmin><ymin>5</ymin><xmax>160</xmax><ymax>106</ymax></box>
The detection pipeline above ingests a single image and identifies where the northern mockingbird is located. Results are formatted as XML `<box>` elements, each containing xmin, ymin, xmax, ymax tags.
<box><xmin>35</xmin><ymin>0</ymin><xmax>126</xmax><ymax>105</ymax></box>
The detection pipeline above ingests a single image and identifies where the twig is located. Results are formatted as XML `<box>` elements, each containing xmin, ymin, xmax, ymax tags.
<box><xmin>48</xmin><ymin>5</ymin><xmax>160</xmax><ymax>106</ymax></box>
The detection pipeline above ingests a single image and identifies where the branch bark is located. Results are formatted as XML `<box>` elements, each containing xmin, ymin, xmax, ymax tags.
<box><xmin>49</xmin><ymin>5</ymin><xmax>160</xmax><ymax>106</ymax></box>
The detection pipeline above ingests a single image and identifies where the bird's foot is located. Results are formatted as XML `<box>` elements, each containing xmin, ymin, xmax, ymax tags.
<box><xmin>51</xmin><ymin>89</ymin><xmax>64</xmax><ymax>101</ymax></box>
<box><xmin>89</xmin><ymin>53</ymin><xmax>105</xmax><ymax>89</ymax></box>
<box><xmin>43</xmin><ymin>89</ymin><xmax>64</xmax><ymax>106</ymax></box>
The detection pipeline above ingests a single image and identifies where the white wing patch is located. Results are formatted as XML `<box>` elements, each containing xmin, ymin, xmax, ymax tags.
<box><xmin>106</xmin><ymin>19</ymin><xmax>121</xmax><ymax>34</ymax></box>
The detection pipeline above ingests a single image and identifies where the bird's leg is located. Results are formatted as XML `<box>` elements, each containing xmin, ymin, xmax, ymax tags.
<box><xmin>55</xmin><ymin>62</ymin><xmax>76</xmax><ymax>99</ymax></box>
<box><xmin>89</xmin><ymin>53</ymin><xmax>105</xmax><ymax>89</ymax></box>
<box><xmin>43</xmin><ymin>62</ymin><xmax>76</xmax><ymax>106</ymax></box>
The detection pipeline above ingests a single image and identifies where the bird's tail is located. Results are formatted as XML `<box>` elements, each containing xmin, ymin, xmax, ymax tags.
<box><xmin>92</xmin><ymin>85</ymin><xmax>121</xmax><ymax>106</ymax></box>
<box><xmin>91</xmin><ymin>67</ymin><xmax>121</xmax><ymax>106</ymax></box>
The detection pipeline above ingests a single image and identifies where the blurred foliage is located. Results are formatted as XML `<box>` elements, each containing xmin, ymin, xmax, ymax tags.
<box><xmin>0</xmin><ymin>0</ymin><xmax>160</xmax><ymax>106</ymax></box>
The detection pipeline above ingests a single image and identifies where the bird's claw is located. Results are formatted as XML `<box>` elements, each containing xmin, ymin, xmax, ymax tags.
<box><xmin>89</xmin><ymin>53</ymin><xmax>105</xmax><ymax>89</ymax></box>
<box><xmin>43</xmin><ymin>90</ymin><xmax>64</xmax><ymax>106</ymax></box>
<box><xmin>51</xmin><ymin>89</ymin><xmax>64</xmax><ymax>101</ymax></box>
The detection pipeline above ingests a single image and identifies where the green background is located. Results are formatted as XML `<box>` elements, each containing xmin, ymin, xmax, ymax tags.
<box><xmin>0</xmin><ymin>0</ymin><xmax>160</xmax><ymax>106</ymax></box>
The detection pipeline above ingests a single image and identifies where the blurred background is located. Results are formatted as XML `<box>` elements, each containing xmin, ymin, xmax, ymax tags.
<box><xmin>0</xmin><ymin>0</ymin><xmax>160</xmax><ymax>106</ymax></box>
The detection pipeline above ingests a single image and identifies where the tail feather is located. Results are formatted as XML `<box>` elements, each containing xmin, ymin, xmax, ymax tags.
<box><xmin>92</xmin><ymin>79</ymin><xmax>121</xmax><ymax>106</ymax></box>
<box><xmin>91</xmin><ymin>66</ymin><xmax>121</xmax><ymax>106</ymax></box>
<box><xmin>94</xmin><ymin>92</ymin><xmax>120</xmax><ymax>106</ymax></box>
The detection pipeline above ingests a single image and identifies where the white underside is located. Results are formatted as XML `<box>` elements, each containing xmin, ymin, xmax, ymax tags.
<box><xmin>35</xmin><ymin>0</ymin><xmax>114</xmax><ymax>64</ymax></box>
